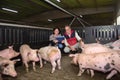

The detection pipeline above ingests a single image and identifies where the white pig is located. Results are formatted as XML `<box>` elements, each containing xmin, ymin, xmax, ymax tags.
<box><xmin>69</xmin><ymin>51</ymin><xmax>120</xmax><ymax>79</ymax></box>
<box><xmin>80</xmin><ymin>40</ymin><xmax>113</xmax><ymax>54</ymax></box>
<box><xmin>20</xmin><ymin>44</ymin><xmax>39</xmax><ymax>72</ymax></box>
<box><xmin>0</xmin><ymin>46</ymin><xmax>20</xmax><ymax>59</ymax></box>
<box><xmin>79</xmin><ymin>40</ymin><xmax>115</xmax><ymax>77</ymax></box>
<box><xmin>38</xmin><ymin>46</ymin><xmax>61</xmax><ymax>73</ymax></box>
<box><xmin>105</xmin><ymin>39</ymin><xmax>120</xmax><ymax>50</ymax></box>
<box><xmin>0</xmin><ymin>56</ymin><xmax>20</xmax><ymax>78</ymax></box>
<box><xmin>104</xmin><ymin>36</ymin><xmax>120</xmax><ymax>49</ymax></box>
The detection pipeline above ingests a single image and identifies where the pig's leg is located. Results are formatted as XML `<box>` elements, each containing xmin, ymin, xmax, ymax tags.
<box><xmin>51</xmin><ymin>61</ymin><xmax>56</xmax><ymax>73</ymax></box>
<box><xmin>77</xmin><ymin>65</ymin><xmax>85</xmax><ymax>76</ymax></box>
<box><xmin>106</xmin><ymin>70</ymin><xmax>117</xmax><ymax>79</ymax></box>
<box><xmin>38</xmin><ymin>54</ymin><xmax>43</xmax><ymax>68</ymax></box>
<box><xmin>57</xmin><ymin>59</ymin><xmax>61</xmax><ymax>70</ymax></box>
<box><xmin>90</xmin><ymin>69</ymin><xmax>94</xmax><ymax>78</ymax></box>
<box><xmin>0</xmin><ymin>74</ymin><xmax>2</xmax><ymax>80</ymax></box>
<box><xmin>40</xmin><ymin>59</ymin><xmax>43</xmax><ymax>68</ymax></box>
<box><xmin>24</xmin><ymin>61</ymin><xmax>29</xmax><ymax>72</ymax></box>
<box><xmin>44</xmin><ymin>60</ymin><xmax>47</xmax><ymax>64</ymax></box>
<box><xmin>32</xmin><ymin>62</ymin><xmax>36</xmax><ymax>71</ymax></box>
<box><xmin>86</xmin><ymin>69</ymin><xmax>90</xmax><ymax>74</ymax></box>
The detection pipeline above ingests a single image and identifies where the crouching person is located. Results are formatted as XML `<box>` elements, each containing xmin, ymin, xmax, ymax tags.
<box><xmin>49</xmin><ymin>27</ymin><xmax>65</xmax><ymax>53</ymax></box>
<box><xmin>64</xmin><ymin>25</ymin><xmax>82</xmax><ymax>54</ymax></box>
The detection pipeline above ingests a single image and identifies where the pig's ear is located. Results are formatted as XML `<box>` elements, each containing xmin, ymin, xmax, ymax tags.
<box><xmin>8</xmin><ymin>45</ymin><xmax>13</xmax><ymax>48</ymax></box>
<box><xmin>96</xmin><ymin>38</ymin><xmax>100</xmax><ymax>43</ymax></box>
<box><xmin>12</xmin><ymin>59</ymin><xmax>20</xmax><ymax>64</ymax></box>
<box><xmin>69</xmin><ymin>54</ymin><xmax>75</xmax><ymax>57</ymax></box>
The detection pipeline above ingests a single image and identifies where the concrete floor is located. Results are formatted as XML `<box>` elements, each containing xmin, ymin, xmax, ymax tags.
<box><xmin>2</xmin><ymin>55</ymin><xmax>120</xmax><ymax>80</ymax></box>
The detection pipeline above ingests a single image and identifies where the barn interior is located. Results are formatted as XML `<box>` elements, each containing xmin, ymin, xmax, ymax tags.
<box><xmin>0</xmin><ymin>0</ymin><xmax>118</xmax><ymax>27</ymax></box>
<box><xmin>0</xmin><ymin>0</ymin><xmax>120</xmax><ymax>80</ymax></box>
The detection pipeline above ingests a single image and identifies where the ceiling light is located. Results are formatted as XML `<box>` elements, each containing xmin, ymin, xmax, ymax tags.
<box><xmin>48</xmin><ymin>19</ymin><xmax>52</xmax><ymax>22</ymax></box>
<box><xmin>2</xmin><ymin>8</ymin><xmax>18</xmax><ymax>13</ymax></box>
<box><xmin>56</xmin><ymin>0</ymin><xmax>61</xmax><ymax>2</ymax></box>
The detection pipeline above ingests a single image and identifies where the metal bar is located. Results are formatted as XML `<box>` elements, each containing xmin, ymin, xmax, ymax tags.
<box><xmin>44</xmin><ymin>0</ymin><xmax>76</xmax><ymax>17</ymax></box>
<box><xmin>78</xmin><ymin>17</ymin><xmax>92</xmax><ymax>26</ymax></box>
<box><xmin>0</xmin><ymin>22</ymin><xmax>52</xmax><ymax>30</ymax></box>
<box><xmin>77</xmin><ymin>17</ymin><xmax>85</xmax><ymax>27</ymax></box>
<box><xmin>69</xmin><ymin>17</ymin><xmax>76</xmax><ymax>26</ymax></box>
<box><xmin>44</xmin><ymin>0</ymin><xmax>89</xmax><ymax>27</ymax></box>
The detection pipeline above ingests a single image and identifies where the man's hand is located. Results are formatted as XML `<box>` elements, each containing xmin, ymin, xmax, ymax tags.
<box><xmin>69</xmin><ymin>46</ymin><xmax>76</xmax><ymax>51</ymax></box>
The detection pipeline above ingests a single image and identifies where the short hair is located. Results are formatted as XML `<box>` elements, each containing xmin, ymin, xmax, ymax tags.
<box><xmin>53</xmin><ymin>27</ymin><xmax>61</xmax><ymax>34</ymax></box>
<box><xmin>65</xmin><ymin>25</ymin><xmax>71</xmax><ymax>28</ymax></box>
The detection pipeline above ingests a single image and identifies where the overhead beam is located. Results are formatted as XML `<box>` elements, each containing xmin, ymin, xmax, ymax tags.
<box><xmin>22</xmin><ymin>6</ymin><xmax>114</xmax><ymax>22</ymax></box>
<box><xmin>44</xmin><ymin>18</ymin><xmax>113</xmax><ymax>27</ymax></box>
<box><xmin>70</xmin><ymin>6</ymin><xmax>114</xmax><ymax>16</ymax></box>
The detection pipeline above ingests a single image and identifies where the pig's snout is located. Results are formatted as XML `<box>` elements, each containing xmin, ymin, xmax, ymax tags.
<box><xmin>11</xmin><ymin>72</ymin><xmax>17</xmax><ymax>77</ymax></box>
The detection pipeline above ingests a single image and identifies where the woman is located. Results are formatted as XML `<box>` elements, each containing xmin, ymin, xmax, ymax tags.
<box><xmin>49</xmin><ymin>27</ymin><xmax>64</xmax><ymax>50</ymax></box>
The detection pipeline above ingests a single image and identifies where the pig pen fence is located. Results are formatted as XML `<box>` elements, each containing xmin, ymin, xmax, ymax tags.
<box><xmin>74</xmin><ymin>25</ymin><xmax>120</xmax><ymax>44</ymax></box>
<box><xmin>0</xmin><ymin>23</ymin><xmax>52</xmax><ymax>50</ymax></box>
<box><xmin>0</xmin><ymin>23</ymin><xmax>120</xmax><ymax>50</ymax></box>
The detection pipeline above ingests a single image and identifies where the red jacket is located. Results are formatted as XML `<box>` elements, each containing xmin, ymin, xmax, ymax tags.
<box><xmin>64</xmin><ymin>30</ymin><xmax>77</xmax><ymax>46</ymax></box>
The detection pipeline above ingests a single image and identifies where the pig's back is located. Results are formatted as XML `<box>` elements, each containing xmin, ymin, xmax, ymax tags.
<box><xmin>83</xmin><ymin>44</ymin><xmax>112</xmax><ymax>54</ymax></box>
<box><xmin>20</xmin><ymin>44</ymin><xmax>31</xmax><ymax>53</ymax></box>
<box><xmin>38</xmin><ymin>46</ymin><xmax>51</xmax><ymax>60</ymax></box>
<box><xmin>39</xmin><ymin>46</ymin><xmax>61</xmax><ymax>61</ymax></box>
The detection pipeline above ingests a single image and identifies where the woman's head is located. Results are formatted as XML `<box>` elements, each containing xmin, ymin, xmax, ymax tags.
<box><xmin>53</xmin><ymin>27</ymin><xmax>61</xmax><ymax>35</ymax></box>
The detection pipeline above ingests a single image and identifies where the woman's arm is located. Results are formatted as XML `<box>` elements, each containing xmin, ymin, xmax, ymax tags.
<box><xmin>49</xmin><ymin>34</ymin><xmax>58</xmax><ymax>43</ymax></box>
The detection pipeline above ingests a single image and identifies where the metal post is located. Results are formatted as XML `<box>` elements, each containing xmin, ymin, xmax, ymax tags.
<box><xmin>69</xmin><ymin>17</ymin><xmax>76</xmax><ymax>26</ymax></box>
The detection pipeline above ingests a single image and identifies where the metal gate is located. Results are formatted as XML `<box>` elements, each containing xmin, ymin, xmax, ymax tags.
<box><xmin>74</xmin><ymin>25</ymin><xmax>120</xmax><ymax>44</ymax></box>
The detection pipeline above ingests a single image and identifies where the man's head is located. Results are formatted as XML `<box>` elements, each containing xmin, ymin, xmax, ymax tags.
<box><xmin>65</xmin><ymin>25</ymin><xmax>71</xmax><ymax>34</ymax></box>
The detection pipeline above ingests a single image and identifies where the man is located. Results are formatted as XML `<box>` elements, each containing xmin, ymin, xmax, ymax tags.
<box><xmin>64</xmin><ymin>25</ymin><xmax>82</xmax><ymax>53</ymax></box>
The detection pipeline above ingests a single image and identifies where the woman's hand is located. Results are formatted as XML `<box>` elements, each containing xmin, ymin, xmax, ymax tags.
<box><xmin>62</xmin><ymin>40</ymin><xmax>65</xmax><ymax>43</ymax></box>
<box><xmin>54</xmin><ymin>40</ymin><xmax>58</xmax><ymax>43</ymax></box>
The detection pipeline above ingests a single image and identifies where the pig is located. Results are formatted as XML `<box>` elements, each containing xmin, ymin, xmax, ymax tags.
<box><xmin>69</xmin><ymin>51</ymin><xmax>120</xmax><ymax>79</ymax></box>
<box><xmin>79</xmin><ymin>40</ymin><xmax>115</xmax><ymax>76</ymax></box>
<box><xmin>0</xmin><ymin>46</ymin><xmax>20</xmax><ymax>59</ymax></box>
<box><xmin>104</xmin><ymin>36</ymin><xmax>120</xmax><ymax>50</ymax></box>
<box><xmin>104</xmin><ymin>42</ymin><xmax>113</xmax><ymax>48</ymax></box>
<box><xmin>38</xmin><ymin>46</ymin><xmax>61</xmax><ymax>73</ymax></box>
<box><xmin>69</xmin><ymin>53</ymin><xmax>95</xmax><ymax>77</ymax></box>
<box><xmin>0</xmin><ymin>56</ymin><xmax>20</xmax><ymax>78</ymax></box>
<box><xmin>20</xmin><ymin>44</ymin><xmax>39</xmax><ymax>72</ymax></box>
<box><xmin>106</xmin><ymin>39</ymin><xmax>120</xmax><ymax>50</ymax></box>
<box><xmin>80</xmin><ymin>40</ymin><xmax>113</xmax><ymax>54</ymax></box>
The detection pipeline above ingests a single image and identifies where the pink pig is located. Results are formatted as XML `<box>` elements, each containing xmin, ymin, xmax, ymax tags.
<box><xmin>0</xmin><ymin>56</ymin><xmax>20</xmax><ymax>79</ymax></box>
<box><xmin>69</xmin><ymin>51</ymin><xmax>120</xmax><ymax>79</ymax></box>
<box><xmin>111</xmin><ymin>39</ymin><xmax>120</xmax><ymax>50</ymax></box>
<box><xmin>72</xmin><ymin>40</ymin><xmax>115</xmax><ymax>77</ymax></box>
<box><xmin>38</xmin><ymin>46</ymin><xmax>61</xmax><ymax>73</ymax></box>
<box><xmin>80</xmin><ymin>40</ymin><xmax>113</xmax><ymax>54</ymax></box>
<box><xmin>0</xmin><ymin>46</ymin><xmax>20</xmax><ymax>59</ymax></box>
<box><xmin>20</xmin><ymin>44</ymin><xmax>39</xmax><ymax>72</ymax></box>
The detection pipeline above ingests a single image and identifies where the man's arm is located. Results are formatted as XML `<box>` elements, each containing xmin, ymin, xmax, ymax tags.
<box><xmin>64</xmin><ymin>38</ymin><xmax>69</xmax><ymax>46</ymax></box>
<box><xmin>75</xmin><ymin>31</ymin><xmax>81</xmax><ymax>41</ymax></box>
